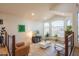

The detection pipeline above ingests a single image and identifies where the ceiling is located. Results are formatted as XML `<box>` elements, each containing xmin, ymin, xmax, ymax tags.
<box><xmin>0</xmin><ymin>3</ymin><xmax>76</xmax><ymax>21</ymax></box>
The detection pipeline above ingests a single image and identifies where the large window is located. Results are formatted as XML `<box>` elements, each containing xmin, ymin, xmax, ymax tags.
<box><xmin>43</xmin><ymin>20</ymin><xmax>64</xmax><ymax>37</ymax></box>
<box><xmin>66</xmin><ymin>17</ymin><xmax>72</xmax><ymax>26</ymax></box>
<box><xmin>44</xmin><ymin>22</ymin><xmax>50</xmax><ymax>36</ymax></box>
<box><xmin>51</xmin><ymin>20</ymin><xmax>64</xmax><ymax>37</ymax></box>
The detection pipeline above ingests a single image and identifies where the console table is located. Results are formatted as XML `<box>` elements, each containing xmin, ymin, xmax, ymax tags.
<box><xmin>32</xmin><ymin>36</ymin><xmax>41</xmax><ymax>43</ymax></box>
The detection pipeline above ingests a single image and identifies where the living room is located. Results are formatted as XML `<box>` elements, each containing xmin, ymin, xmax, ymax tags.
<box><xmin>0</xmin><ymin>3</ymin><xmax>79</xmax><ymax>56</ymax></box>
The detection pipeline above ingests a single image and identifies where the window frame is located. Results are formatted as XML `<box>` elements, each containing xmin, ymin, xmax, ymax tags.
<box><xmin>51</xmin><ymin>20</ymin><xmax>65</xmax><ymax>37</ymax></box>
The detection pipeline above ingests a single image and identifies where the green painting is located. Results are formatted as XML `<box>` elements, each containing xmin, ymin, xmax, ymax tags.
<box><xmin>18</xmin><ymin>25</ymin><xmax>25</xmax><ymax>32</ymax></box>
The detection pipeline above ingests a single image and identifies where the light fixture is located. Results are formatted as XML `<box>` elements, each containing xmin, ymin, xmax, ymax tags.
<box><xmin>32</xmin><ymin>13</ymin><xmax>35</xmax><ymax>16</ymax></box>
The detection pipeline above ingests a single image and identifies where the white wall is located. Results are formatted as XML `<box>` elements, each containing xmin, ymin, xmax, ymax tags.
<box><xmin>0</xmin><ymin>13</ymin><xmax>43</xmax><ymax>43</ymax></box>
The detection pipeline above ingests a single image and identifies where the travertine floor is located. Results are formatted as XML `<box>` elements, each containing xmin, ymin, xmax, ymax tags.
<box><xmin>28</xmin><ymin>43</ymin><xmax>57</xmax><ymax>56</ymax></box>
<box><xmin>28</xmin><ymin>41</ymin><xmax>79</xmax><ymax>56</ymax></box>
<box><xmin>74</xmin><ymin>47</ymin><xmax>79</xmax><ymax>56</ymax></box>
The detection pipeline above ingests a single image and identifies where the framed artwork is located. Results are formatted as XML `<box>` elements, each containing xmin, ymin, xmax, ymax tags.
<box><xmin>18</xmin><ymin>25</ymin><xmax>25</xmax><ymax>32</ymax></box>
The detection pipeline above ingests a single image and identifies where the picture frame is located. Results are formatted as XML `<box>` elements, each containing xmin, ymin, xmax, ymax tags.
<box><xmin>18</xmin><ymin>25</ymin><xmax>25</xmax><ymax>32</ymax></box>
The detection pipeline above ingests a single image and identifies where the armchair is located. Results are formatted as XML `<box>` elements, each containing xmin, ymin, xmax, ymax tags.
<box><xmin>15</xmin><ymin>42</ymin><xmax>30</xmax><ymax>56</ymax></box>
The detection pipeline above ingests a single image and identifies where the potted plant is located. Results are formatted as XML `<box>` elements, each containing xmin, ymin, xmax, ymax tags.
<box><xmin>0</xmin><ymin>27</ymin><xmax>6</xmax><ymax>47</ymax></box>
<box><xmin>45</xmin><ymin>32</ymin><xmax>50</xmax><ymax>37</ymax></box>
<box><xmin>65</xmin><ymin>25</ymin><xmax>72</xmax><ymax>35</ymax></box>
<box><xmin>54</xmin><ymin>34</ymin><xmax>58</xmax><ymax>42</ymax></box>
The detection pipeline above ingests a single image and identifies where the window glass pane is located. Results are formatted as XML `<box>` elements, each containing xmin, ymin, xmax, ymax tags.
<box><xmin>44</xmin><ymin>22</ymin><xmax>49</xmax><ymax>36</ymax></box>
<box><xmin>66</xmin><ymin>17</ymin><xmax>72</xmax><ymax>26</ymax></box>
<box><xmin>51</xmin><ymin>20</ymin><xmax>64</xmax><ymax>37</ymax></box>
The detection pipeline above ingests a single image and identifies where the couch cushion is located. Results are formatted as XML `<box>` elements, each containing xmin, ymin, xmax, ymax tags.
<box><xmin>16</xmin><ymin>42</ymin><xmax>25</xmax><ymax>47</ymax></box>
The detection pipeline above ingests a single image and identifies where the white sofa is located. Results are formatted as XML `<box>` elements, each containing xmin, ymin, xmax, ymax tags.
<box><xmin>38</xmin><ymin>41</ymin><xmax>51</xmax><ymax>48</ymax></box>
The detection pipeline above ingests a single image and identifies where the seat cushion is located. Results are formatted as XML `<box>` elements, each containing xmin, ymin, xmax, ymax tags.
<box><xmin>16</xmin><ymin>42</ymin><xmax>25</xmax><ymax>47</ymax></box>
